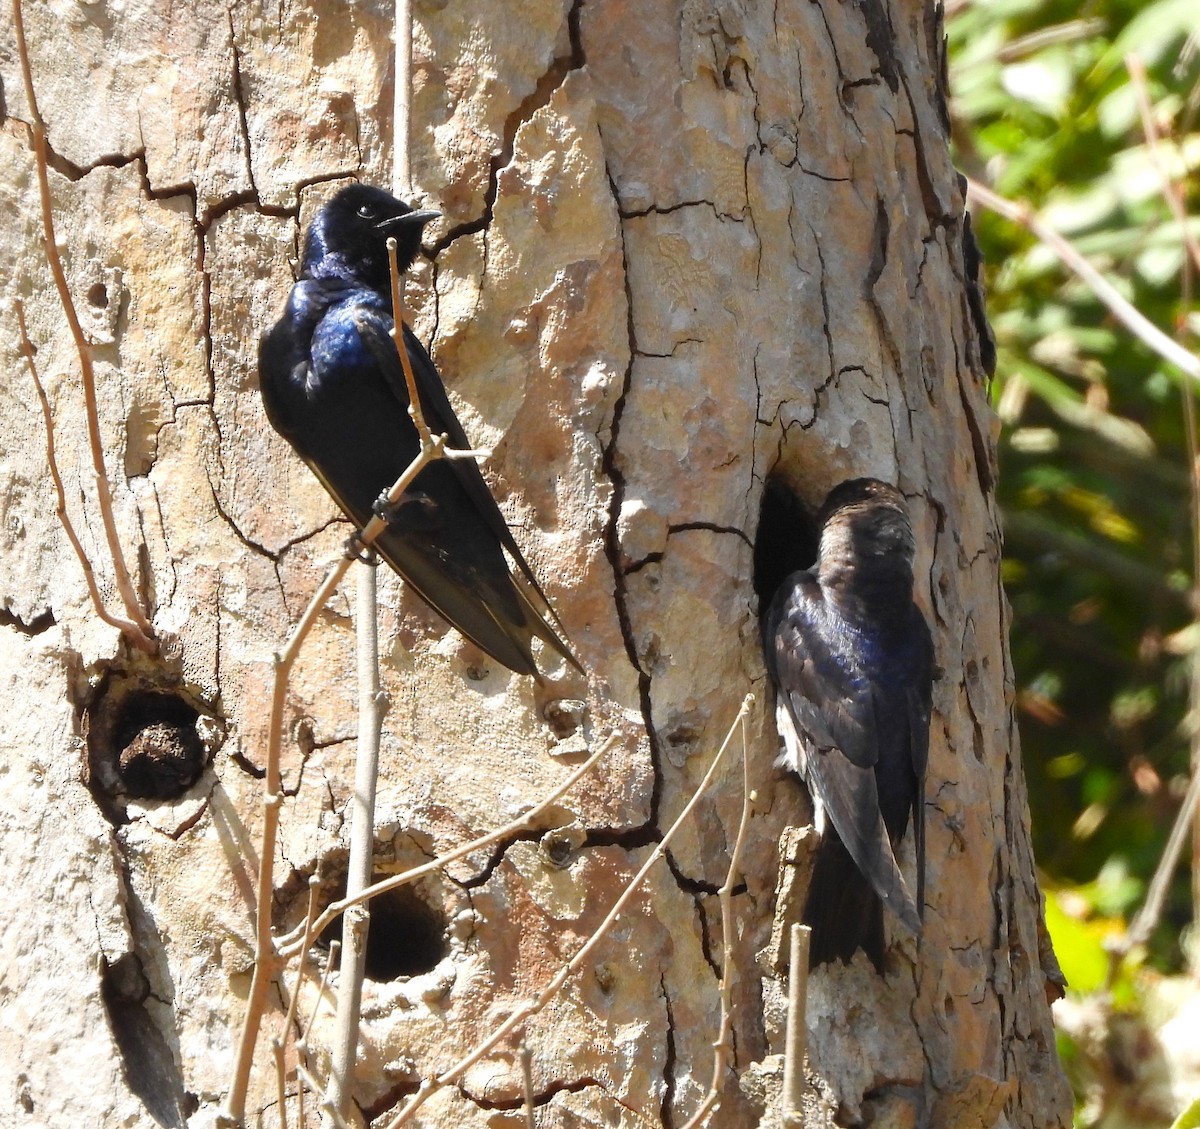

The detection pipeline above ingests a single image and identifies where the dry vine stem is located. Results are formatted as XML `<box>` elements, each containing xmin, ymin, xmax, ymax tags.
<box><xmin>382</xmin><ymin>694</ymin><xmax>757</xmax><ymax>1129</ymax></box>
<box><xmin>12</xmin><ymin>0</ymin><xmax>155</xmax><ymax>654</ymax></box>
<box><xmin>1120</xmin><ymin>50</ymin><xmax>1200</xmax><ymax>982</ymax></box>
<box><xmin>15</xmin><ymin>301</ymin><xmax>147</xmax><ymax>641</ymax></box>
<box><xmin>966</xmin><ymin>177</ymin><xmax>1200</xmax><ymax>385</ymax></box>
<box><xmin>781</xmin><ymin>923</ymin><xmax>812</xmax><ymax>1128</ymax></box>
<box><xmin>275</xmin><ymin>879</ymin><xmax>322</xmax><ymax>1128</ymax></box>
<box><xmin>222</xmin><ymin>235</ymin><xmax>480</xmax><ymax>1125</ymax></box>
<box><xmin>323</xmin><ymin>551</ymin><xmax>386</xmax><ymax>1122</ymax></box>
<box><xmin>680</xmin><ymin>699</ymin><xmax>756</xmax><ymax>1129</ymax></box>
<box><xmin>519</xmin><ymin>1043</ymin><xmax>536</xmax><ymax>1129</ymax></box>
<box><xmin>1126</xmin><ymin>54</ymin><xmax>1200</xmax><ymax>281</ymax></box>
<box><xmin>299</xmin><ymin>936</ymin><xmax>343</xmax><ymax>1128</ymax></box>
<box><xmin>1105</xmin><ymin>766</ymin><xmax>1200</xmax><ymax>983</ymax></box>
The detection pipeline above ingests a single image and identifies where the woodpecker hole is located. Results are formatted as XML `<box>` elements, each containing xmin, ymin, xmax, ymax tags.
<box><xmin>753</xmin><ymin>476</ymin><xmax>820</xmax><ymax>609</ymax></box>
<box><xmin>85</xmin><ymin>675</ymin><xmax>214</xmax><ymax>818</ymax></box>
<box><xmin>318</xmin><ymin>879</ymin><xmax>448</xmax><ymax>982</ymax></box>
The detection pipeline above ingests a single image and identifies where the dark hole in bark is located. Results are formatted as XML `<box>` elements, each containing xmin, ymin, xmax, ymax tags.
<box><xmin>318</xmin><ymin>880</ymin><xmax>448</xmax><ymax>982</ymax></box>
<box><xmin>753</xmin><ymin>476</ymin><xmax>819</xmax><ymax>610</ymax></box>
<box><xmin>85</xmin><ymin>675</ymin><xmax>214</xmax><ymax>818</ymax></box>
<box><xmin>111</xmin><ymin>692</ymin><xmax>205</xmax><ymax>799</ymax></box>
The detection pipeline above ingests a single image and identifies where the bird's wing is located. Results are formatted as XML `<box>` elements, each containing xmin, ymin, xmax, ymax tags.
<box><xmin>353</xmin><ymin>309</ymin><xmax>579</xmax><ymax>671</ymax></box>
<box><xmin>257</xmin><ymin>318</ymin><xmax>308</xmax><ymax>447</ymax></box>
<box><xmin>767</xmin><ymin>574</ymin><xmax>919</xmax><ymax>934</ymax></box>
<box><xmin>766</xmin><ymin>574</ymin><xmax>878</xmax><ymax>766</ymax></box>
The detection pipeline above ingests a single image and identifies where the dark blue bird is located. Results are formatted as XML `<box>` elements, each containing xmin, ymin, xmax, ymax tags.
<box><xmin>258</xmin><ymin>183</ymin><xmax>578</xmax><ymax>679</ymax></box>
<box><xmin>762</xmin><ymin>478</ymin><xmax>932</xmax><ymax>971</ymax></box>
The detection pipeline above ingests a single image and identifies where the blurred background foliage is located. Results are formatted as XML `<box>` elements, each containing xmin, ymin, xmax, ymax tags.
<box><xmin>947</xmin><ymin>0</ymin><xmax>1199</xmax><ymax>1121</ymax></box>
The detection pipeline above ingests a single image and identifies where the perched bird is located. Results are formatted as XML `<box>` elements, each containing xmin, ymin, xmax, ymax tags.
<box><xmin>762</xmin><ymin>478</ymin><xmax>933</xmax><ymax>971</ymax></box>
<box><xmin>258</xmin><ymin>183</ymin><xmax>578</xmax><ymax>679</ymax></box>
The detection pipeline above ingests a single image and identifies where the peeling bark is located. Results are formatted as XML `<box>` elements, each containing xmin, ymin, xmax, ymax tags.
<box><xmin>0</xmin><ymin>1</ymin><xmax>1068</xmax><ymax>1126</ymax></box>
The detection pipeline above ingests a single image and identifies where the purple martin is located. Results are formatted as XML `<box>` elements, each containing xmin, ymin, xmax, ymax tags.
<box><xmin>763</xmin><ymin>478</ymin><xmax>932</xmax><ymax>970</ymax></box>
<box><xmin>258</xmin><ymin>183</ymin><xmax>578</xmax><ymax>679</ymax></box>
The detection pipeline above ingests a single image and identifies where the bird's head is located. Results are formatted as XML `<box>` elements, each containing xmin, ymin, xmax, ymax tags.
<box><xmin>301</xmin><ymin>183</ymin><xmax>440</xmax><ymax>291</ymax></box>
<box><xmin>817</xmin><ymin>478</ymin><xmax>917</xmax><ymax>581</ymax></box>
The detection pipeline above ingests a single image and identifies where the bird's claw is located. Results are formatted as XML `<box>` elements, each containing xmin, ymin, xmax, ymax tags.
<box><xmin>372</xmin><ymin>491</ymin><xmax>400</xmax><ymax>525</ymax></box>
<box><xmin>343</xmin><ymin>531</ymin><xmax>379</xmax><ymax>566</ymax></box>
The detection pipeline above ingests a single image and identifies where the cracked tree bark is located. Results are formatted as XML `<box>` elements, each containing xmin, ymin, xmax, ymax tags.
<box><xmin>0</xmin><ymin>1</ymin><xmax>1070</xmax><ymax>1127</ymax></box>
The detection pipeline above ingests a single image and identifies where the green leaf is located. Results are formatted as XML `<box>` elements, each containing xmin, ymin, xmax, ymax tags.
<box><xmin>1170</xmin><ymin>1097</ymin><xmax>1200</xmax><ymax>1129</ymax></box>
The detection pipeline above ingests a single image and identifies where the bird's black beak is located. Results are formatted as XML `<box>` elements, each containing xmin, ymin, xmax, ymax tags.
<box><xmin>378</xmin><ymin>208</ymin><xmax>440</xmax><ymax>230</ymax></box>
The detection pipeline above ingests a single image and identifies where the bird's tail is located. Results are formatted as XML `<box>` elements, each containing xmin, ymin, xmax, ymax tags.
<box><xmin>511</xmin><ymin>579</ymin><xmax>583</xmax><ymax>678</ymax></box>
<box><xmin>803</xmin><ymin>831</ymin><xmax>886</xmax><ymax>972</ymax></box>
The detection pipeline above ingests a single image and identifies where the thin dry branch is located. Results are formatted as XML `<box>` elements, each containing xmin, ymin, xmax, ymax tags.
<box><xmin>393</xmin><ymin>0</ymin><xmax>412</xmax><ymax>197</ymax></box>
<box><xmin>781</xmin><ymin>923</ymin><xmax>812</xmax><ymax>1128</ymax></box>
<box><xmin>680</xmin><ymin>698</ymin><xmax>756</xmax><ymax>1129</ymax></box>
<box><xmin>271</xmin><ymin>1039</ymin><xmax>289</xmax><ymax>1129</ymax></box>
<box><xmin>293</xmin><ymin>939</ymin><xmax>342</xmax><ymax>1129</ymax></box>
<box><xmin>302</xmin><ymin>939</ymin><xmax>341</xmax><ymax>1054</ymax></box>
<box><xmin>519</xmin><ymin>1043</ymin><xmax>536</xmax><ymax>1129</ymax></box>
<box><xmin>1127</xmin><ymin>54</ymin><xmax>1200</xmax><ymax>281</ymax></box>
<box><xmin>12</xmin><ymin>0</ymin><xmax>155</xmax><ymax>653</ymax></box>
<box><xmin>294</xmin><ymin>1062</ymin><xmax>353</xmax><ymax>1129</ymax></box>
<box><xmin>323</xmin><ymin>562</ymin><xmax>386</xmax><ymax>1121</ymax></box>
<box><xmin>279</xmin><ymin>879</ymin><xmax>323</xmax><ymax>1055</ymax></box>
<box><xmin>15</xmin><ymin>300</ymin><xmax>148</xmax><ymax>641</ymax></box>
<box><xmin>386</xmin><ymin>237</ymin><xmax>432</xmax><ymax>448</ymax></box>
<box><xmin>1106</xmin><ymin>766</ymin><xmax>1200</xmax><ymax>982</ymax></box>
<box><xmin>382</xmin><ymin>695</ymin><xmax>757</xmax><ymax>1129</ymax></box>
<box><xmin>1126</xmin><ymin>51</ymin><xmax>1200</xmax><ymax>975</ymax></box>
<box><xmin>965</xmin><ymin>177</ymin><xmax>1200</xmax><ymax>385</ymax></box>
<box><xmin>277</xmin><ymin>879</ymin><xmax>322</xmax><ymax>1129</ymax></box>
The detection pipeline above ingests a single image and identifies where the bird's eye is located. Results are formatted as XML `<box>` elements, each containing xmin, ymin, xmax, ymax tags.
<box><xmin>356</xmin><ymin>203</ymin><xmax>377</xmax><ymax>220</ymax></box>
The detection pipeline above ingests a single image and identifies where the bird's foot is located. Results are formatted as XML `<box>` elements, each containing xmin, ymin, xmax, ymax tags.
<box><xmin>371</xmin><ymin>491</ymin><xmax>401</xmax><ymax>525</ymax></box>
<box><xmin>343</xmin><ymin>531</ymin><xmax>379</xmax><ymax>566</ymax></box>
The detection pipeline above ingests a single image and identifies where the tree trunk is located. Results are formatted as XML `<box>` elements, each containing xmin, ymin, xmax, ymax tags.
<box><xmin>0</xmin><ymin>0</ymin><xmax>1071</xmax><ymax>1126</ymax></box>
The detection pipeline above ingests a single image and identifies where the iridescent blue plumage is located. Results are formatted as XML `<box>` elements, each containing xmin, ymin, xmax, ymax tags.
<box><xmin>763</xmin><ymin>478</ymin><xmax>933</xmax><ymax>971</ymax></box>
<box><xmin>258</xmin><ymin>183</ymin><xmax>578</xmax><ymax>679</ymax></box>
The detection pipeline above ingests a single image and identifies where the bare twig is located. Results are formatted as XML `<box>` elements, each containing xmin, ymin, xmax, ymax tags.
<box><xmin>15</xmin><ymin>301</ymin><xmax>148</xmax><ymax>640</ymax></box>
<box><xmin>965</xmin><ymin>177</ymin><xmax>1200</xmax><ymax>385</ymax></box>
<box><xmin>382</xmin><ymin>695</ymin><xmax>757</xmax><ymax>1128</ymax></box>
<box><xmin>277</xmin><ymin>878</ymin><xmax>323</xmax><ymax>1129</ymax></box>
<box><xmin>279</xmin><ymin>879</ymin><xmax>323</xmax><ymax>1056</ymax></box>
<box><xmin>295</xmin><ymin>1062</ymin><xmax>353</xmax><ymax>1129</ymax></box>
<box><xmin>394</xmin><ymin>0</ymin><xmax>412</xmax><ymax>198</ymax></box>
<box><xmin>781</xmin><ymin>924</ymin><xmax>812</xmax><ymax>1127</ymax></box>
<box><xmin>1106</xmin><ymin>768</ymin><xmax>1200</xmax><ymax>983</ymax></box>
<box><xmin>1127</xmin><ymin>55</ymin><xmax>1200</xmax><ymax>280</ymax></box>
<box><xmin>519</xmin><ymin>1043</ymin><xmax>536</xmax><ymax>1129</ymax></box>
<box><xmin>680</xmin><ymin>700</ymin><xmax>756</xmax><ymax>1129</ymax></box>
<box><xmin>303</xmin><ymin>939</ymin><xmax>341</xmax><ymax>1053</ymax></box>
<box><xmin>324</xmin><ymin>561</ymin><xmax>386</xmax><ymax>1123</ymax></box>
<box><xmin>1126</xmin><ymin>51</ymin><xmax>1200</xmax><ymax>978</ymax></box>
<box><xmin>318</xmin><ymin>42</ymin><xmax>423</xmax><ymax>1107</ymax></box>
<box><xmin>271</xmin><ymin>1039</ymin><xmax>289</xmax><ymax>1129</ymax></box>
<box><xmin>385</xmin><ymin>237</ymin><xmax>433</xmax><ymax>449</ymax></box>
<box><xmin>293</xmin><ymin>940</ymin><xmax>342</xmax><ymax>1129</ymax></box>
<box><xmin>12</xmin><ymin>0</ymin><xmax>155</xmax><ymax>653</ymax></box>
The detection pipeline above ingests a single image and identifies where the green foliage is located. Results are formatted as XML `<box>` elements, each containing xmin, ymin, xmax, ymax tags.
<box><xmin>947</xmin><ymin>0</ymin><xmax>1200</xmax><ymax>973</ymax></box>
<box><xmin>1172</xmin><ymin>1096</ymin><xmax>1200</xmax><ymax>1129</ymax></box>
<box><xmin>1043</xmin><ymin>883</ymin><xmax>1141</xmax><ymax>1005</ymax></box>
